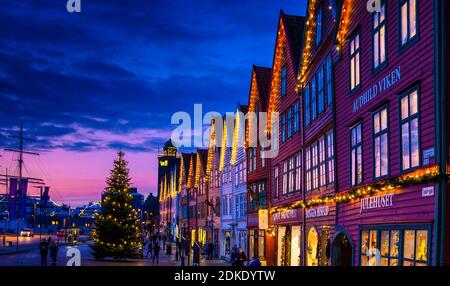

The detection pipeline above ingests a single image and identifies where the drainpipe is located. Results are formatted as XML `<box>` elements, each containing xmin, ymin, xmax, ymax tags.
<box><xmin>433</xmin><ymin>0</ymin><xmax>447</xmax><ymax>266</ymax></box>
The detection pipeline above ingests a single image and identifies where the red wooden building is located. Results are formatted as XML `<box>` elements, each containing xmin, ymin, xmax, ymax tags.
<box><xmin>245</xmin><ymin>65</ymin><xmax>272</xmax><ymax>264</ymax></box>
<box><xmin>266</xmin><ymin>10</ymin><xmax>305</xmax><ymax>266</ymax></box>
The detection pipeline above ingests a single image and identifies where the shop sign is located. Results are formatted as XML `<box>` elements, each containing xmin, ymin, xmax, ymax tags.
<box><xmin>353</xmin><ymin>66</ymin><xmax>401</xmax><ymax>113</ymax></box>
<box><xmin>360</xmin><ymin>193</ymin><xmax>394</xmax><ymax>214</ymax></box>
<box><xmin>273</xmin><ymin>209</ymin><xmax>298</xmax><ymax>223</ymax></box>
<box><xmin>258</xmin><ymin>209</ymin><xmax>269</xmax><ymax>230</ymax></box>
<box><xmin>305</xmin><ymin>206</ymin><xmax>330</xmax><ymax>218</ymax></box>
<box><xmin>423</xmin><ymin>148</ymin><xmax>435</xmax><ymax>166</ymax></box>
<box><xmin>422</xmin><ymin>186</ymin><xmax>435</xmax><ymax>198</ymax></box>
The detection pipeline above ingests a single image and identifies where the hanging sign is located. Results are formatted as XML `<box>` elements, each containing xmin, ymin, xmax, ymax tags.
<box><xmin>360</xmin><ymin>193</ymin><xmax>394</xmax><ymax>214</ymax></box>
<box><xmin>258</xmin><ymin>209</ymin><xmax>269</xmax><ymax>230</ymax></box>
<box><xmin>273</xmin><ymin>208</ymin><xmax>298</xmax><ymax>223</ymax></box>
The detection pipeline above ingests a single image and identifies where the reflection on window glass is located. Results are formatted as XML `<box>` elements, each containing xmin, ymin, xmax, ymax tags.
<box><xmin>381</xmin><ymin>231</ymin><xmax>389</xmax><ymax>256</ymax></box>
<box><xmin>404</xmin><ymin>230</ymin><xmax>415</xmax><ymax>260</ymax></box>
<box><xmin>415</xmin><ymin>231</ymin><xmax>428</xmax><ymax>262</ymax></box>
<box><xmin>390</xmin><ymin>231</ymin><xmax>400</xmax><ymax>257</ymax></box>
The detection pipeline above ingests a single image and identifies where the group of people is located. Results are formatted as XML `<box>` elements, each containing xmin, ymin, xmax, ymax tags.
<box><xmin>38</xmin><ymin>237</ymin><xmax>59</xmax><ymax>266</ymax></box>
<box><xmin>143</xmin><ymin>234</ymin><xmax>161</xmax><ymax>264</ymax></box>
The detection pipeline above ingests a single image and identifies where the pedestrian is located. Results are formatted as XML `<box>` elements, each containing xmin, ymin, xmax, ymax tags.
<box><xmin>230</xmin><ymin>245</ymin><xmax>238</xmax><ymax>266</ymax></box>
<box><xmin>39</xmin><ymin>239</ymin><xmax>49</xmax><ymax>266</ymax></box>
<box><xmin>49</xmin><ymin>240</ymin><xmax>59</xmax><ymax>266</ymax></box>
<box><xmin>207</xmin><ymin>241</ymin><xmax>214</xmax><ymax>260</ymax></box>
<box><xmin>146</xmin><ymin>239</ymin><xmax>153</xmax><ymax>258</ymax></box>
<box><xmin>249</xmin><ymin>256</ymin><xmax>261</xmax><ymax>267</ymax></box>
<box><xmin>193</xmin><ymin>241</ymin><xmax>201</xmax><ymax>266</ymax></box>
<box><xmin>236</xmin><ymin>247</ymin><xmax>247</xmax><ymax>267</ymax></box>
<box><xmin>152</xmin><ymin>241</ymin><xmax>160</xmax><ymax>264</ymax></box>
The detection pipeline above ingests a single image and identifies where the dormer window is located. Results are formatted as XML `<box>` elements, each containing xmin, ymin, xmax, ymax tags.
<box><xmin>316</xmin><ymin>8</ymin><xmax>323</xmax><ymax>46</ymax></box>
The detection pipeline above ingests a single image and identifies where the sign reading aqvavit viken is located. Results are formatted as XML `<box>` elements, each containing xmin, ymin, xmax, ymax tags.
<box><xmin>353</xmin><ymin>66</ymin><xmax>401</xmax><ymax>113</ymax></box>
<box><xmin>360</xmin><ymin>193</ymin><xmax>395</xmax><ymax>214</ymax></box>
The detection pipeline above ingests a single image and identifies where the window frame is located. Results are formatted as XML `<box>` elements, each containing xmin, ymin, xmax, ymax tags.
<box><xmin>399</xmin><ymin>85</ymin><xmax>421</xmax><ymax>172</ymax></box>
<box><xmin>359</xmin><ymin>224</ymin><xmax>431</xmax><ymax>267</ymax></box>
<box><xmin>350</xmin><ymin>122</ymin><xmax>363</xmax><ymax>186</ymax></box>
<box><xmin>398</xmin><ymin>0</ymin><xmax>419</xmax><ymax>51</ymax></box>
<box><xmin>349</xmin><ymin>31</ymin><xmax>361</xmax><ymax>93</ymax></box>
<box><xmin>316</xmin><ymin>7</ymin><xmax>323</xmax><ymax>46</ymax></box>
<box><xmin>372</xmin><ymin>0</ymin><xmax>387</xmax><ymax>72</ymax></box>
<box><xmin>372</xmin><ymin>105</ymin><xmax>390</xmax><ymax>180</ymax></box>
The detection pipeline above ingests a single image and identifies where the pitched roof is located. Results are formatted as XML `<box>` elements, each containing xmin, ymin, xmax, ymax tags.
<box><xmin>282</xmin><ymin>12</ymin><xmax>306</xmax><ymax>72</ymax></box>
<box><xmin>253</xmin><ymin>66</ymin><xmax>272</xmax><ymax>111</ymax></box>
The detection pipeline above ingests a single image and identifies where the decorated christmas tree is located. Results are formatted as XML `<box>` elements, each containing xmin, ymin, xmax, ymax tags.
<box><xmin>91</xmin><ymin>151</ymin><xmax>142</xmax><ymax>260</ymax></box>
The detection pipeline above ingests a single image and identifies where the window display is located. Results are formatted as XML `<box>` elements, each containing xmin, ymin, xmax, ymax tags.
<box><xmin>360</xmin><ymin>226</ymin><xmax>429</xmax><ymax>266</ymax></box>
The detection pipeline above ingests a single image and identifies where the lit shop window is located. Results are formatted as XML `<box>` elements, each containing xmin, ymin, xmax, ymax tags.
<box><xmin>373</xmin><ymin>1</ymin><xmax>386</xmax><ymax>70</ymax></box>
<box><xmin>351</xmin><ymin>123</ymin><xmax>363</xmax><ymax>186</ymax></box>
<box><xmin>401</xmin><ymin>88</ymin><xmax>420</xmax><ymax>171</ymax></box>
<box><xmin>400</xmin><ymin>0</ymin><xmax>418</xmax><ymax>47</ymax></box>
<box><xmin>307</xmin><ymin>228</ymin><xmax>319</xmax><ymax>266</ymax></box>
<box><xmin>350</xmin><ymin>33</ymin><xmax>361</xmax><ymax>91</ymax></box>
<box><xmin>373</xmin><ymin>107</ymin><xmax>389</xmax><ymax>178</ymax></box>
<box><xmin>360</xmin><ymin>227</ymin><xmax>429</xmax><ymax>266</ymax></box>
<box><xmin>316</xmin><ymin>8</ymin><xmax>322</xmax><ymax>46</ymax></box>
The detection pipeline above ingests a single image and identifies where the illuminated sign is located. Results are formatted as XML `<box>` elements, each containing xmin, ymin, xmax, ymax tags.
<box><xmin>258</xmin><ymin>209</ymin><xmax>268</xmax><ymax>230</ymax></box>
<box><xmin>305</xmin><ymin>206</ymin><xmax>330</xmax><ymax>218</ymax></box>
<box><xmin>360</xmin><ymin>193</ymin><xmax>394</xmax><ymax>214</ymax></box>
<box><xmin>159</xmin><ymin>160</ymin><xmax>168</xmax><ymax>167</ymax></box>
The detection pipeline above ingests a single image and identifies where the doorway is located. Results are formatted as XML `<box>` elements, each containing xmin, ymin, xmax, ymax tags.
<box><xmin>332</xmin><ymin>232</ymin><xmax>353</xmax><ymax>266</ymax></box>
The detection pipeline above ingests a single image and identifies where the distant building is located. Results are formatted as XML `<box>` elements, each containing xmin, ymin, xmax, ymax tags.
<box><xmin>129</xmin><ymin>187</ymin><xmax>144</xmax><ymax>220</ymax></box>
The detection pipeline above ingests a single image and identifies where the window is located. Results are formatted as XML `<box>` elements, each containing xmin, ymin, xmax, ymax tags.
<box><xmin>316</xmin><ymin>8</ymin><xmax>322</xmax><ymax>45</ymax></box>
<box><xmin>373</xmin><ymin>107</ymin><xmax>389</xmax><ymax>178</ymax></box>
<box><xmin>373</xmin><ymin>1</ymin><xmax>386</xmax><ymax>69</ymax></box>
<box><xmin>318</xmin><ymin>137</ymin><xmax>326</xmax><ymax>187</ymax></box>
<box><xmin>350</xmin><ymin>33</ymin><xmax>361</xmax><ymax>91</ymax></box>
<box><xmin>282</xmin><ymin>161</ymin><xmax>288</xmax><ymax>195</ymax></box>
<box><xmin>305</xmin><ymin>84</ymin><xmax>311</xmax><ymax>127</ymax></box>
<box><xmin>326</xmin><ymin>131</ymin><xmax>335</xmax><ymax>184</ymax></box>
<box><xmin>400</xmin><ymin>0</ymin><xmax>418</xmax><ymax>47</ymax></box>
<box><xmin>273</xmin><ymin>166</ymin><xmax>279</xmax><ymax>198</ymax></box>
<box><xmin>401</xmin><ymin>88</ymin><xmax>420</xmax><ymax>171</ymax></box>
<box><xmin>351</xmin><ymin>123</ymin><xmax>363</xmax><ymax>186</ymax></box>
<box><xmin>288</xmin><ymin>157</ymin><xmax>295</xmax><ymax>193</ymax></box>
<box><xmin>318</xmin><ymin>68</ymin><xmax>324</xmax><ymax>114</ymax></box>
<box><xmin>295</xmin><ymin>153</ymin><xmax>301</xmax><ymax>192</ymax></box>
<box><xmin>305</xmin><ymin>147</ymin><xmax>312</xmax><ymax>192</ymax></box>
<box><xmin>311</xmin><ymin>76</ymin><xmax>317</xmax><ymax>120</ymax></box>
<box><xmin>325</xmin><ymin>56</ymin><xmax>333</xmax><ymax>106</ymax></box>
<box><xmin>293</xmin><ymin>102</ymin><xmax>299</xmax><ymax>133</ymax></box>
<box><xmin>281</xmin><ymin>66</ymin><xmax>287</xmax><ymax>97</ymax></box>
<box><xmin>259</xmin><ymin>182</ymin><xmax>267</xmax><ymax>209</ymax></box>
<box><xmin>360</xmin><ymin>226</ymin><xmax>429</xmax><ymax>266</ymax></box>
<box><xmin>312</xmin><ymin>143</ymin><xmax>319</xmax><ymax>190</ymax></box>
<box><xmin>248</xmin><ymin>148</ymin><xmax>256</xmax><ymax>173</ymax></box>
<box><xmin>287</xmin><ymin>108</ymin><xmax>292</xmax><ymax>138</ymax></box>
<box><xmin>281</xmin><ymin>113</ymin><xmax>286</xmax><ymax>143</ymax></box>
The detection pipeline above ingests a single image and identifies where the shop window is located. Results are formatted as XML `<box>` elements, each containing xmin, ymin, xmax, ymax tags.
<box><xmin>360</xmin><ymin>226</ymin><xmax>429</xmax><ymax>266</ymax></box>
<box><xmin>373</xmin><ymin>0</ymin><xmax>386</xmax><ymax>70</ymax></box>
<box><xmin>400</xmin><ymin>0</ymin><xmax>418</xmax><ymax>48</ymax></box>
<box><xmin>307</xmin><ymin>228</ymin><xmax>319</xmax><ymax>266</ymax></box>
<box><xmin>373</xmin><ymin>107</ymin><xmax>389</xmax><ymax>178</ymax></box>
<box><xmin>351</xmin><ymin>123</ymin><xmax>363</xmax><ymax>186</ymax></box>
<box><xmin>291</xmin><ymin>226</ymin><xmax>301</xmax><ymax>266</ymax></box>
<box><xmin>258</xmin><ymin>230</ymin><xmax>265</xmax><ymax>259</ymax></box>
<box><xmin>400</xmin><ymin>88</ymin><xmax>420</xmax><ymax>171</ymax></box>
<box><xmin>349</xmin><ymin>33</ymin><xmax>361</xmax><ymax>91</ymax></box>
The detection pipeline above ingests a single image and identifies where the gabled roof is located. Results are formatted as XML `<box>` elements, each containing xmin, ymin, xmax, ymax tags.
<box><xmin>253</xmin><ymin>66</ymin><xmax>272</xmax><ymax>111</ymax></box>
<box><xmin>266</xmin><ymin>11</ymin><xmax>306</xmax><ymax>134</ymax></box>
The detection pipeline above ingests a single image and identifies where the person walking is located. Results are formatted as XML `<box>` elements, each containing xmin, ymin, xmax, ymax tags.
<box><xmin>207</xmin><ymin>241</ymin><xmax>214</xmax><ymax>260</ymax></box>
<box><xmin>236</xmin><ymin>247</ymin><xmax>247</xmax><ymax>267</ymax></box>
<box><xmin>193</xmin><ymin>241</ymin><xmax>201</xmax><ymax>266</ymax></box>
<box><xmin>39</xmin><ymin>239</ymin><xmax>49</xmax><ymax>266</ymax></box>
<box><xmin>230</xmin><ymin>245</ymin><xmax>238</xmax><ymax>266</ymax></box>
<box><xmin>152</xmin><ymin>241</ymin><xmax>161</xmax><ymax>264</ymax></box>
<box><xmin>146</xmin><ymin>239</ymin><xmax>153</xmax><ymax>258</ymax></box>
<box><xmin>49</xmin><ymin>240</ymin><xmax>59</xmax><ymax>266</ymax></box>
